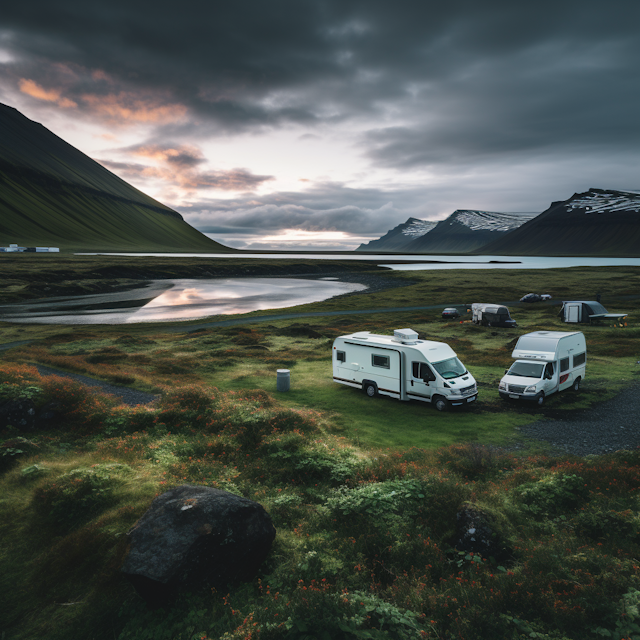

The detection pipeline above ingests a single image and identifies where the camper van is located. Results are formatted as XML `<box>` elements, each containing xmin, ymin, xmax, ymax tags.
<box><xmin>558</xmin><ymin>301</ymin><xmax>627</xmax><ymax>324</ymax></box>
<box><xmin>332</xmin><ymin>328</ymin><xmax>477</xmax><ymax>411</ymax></box>
<box><xmin>471</xmin><ymin>303</ymin><xmax>517</xmax><ymax>328</ymax></box>
<box><xmin>499</xmin><ymin>331</ymin><xmax>586</xmax><ymax>406</ymax></box>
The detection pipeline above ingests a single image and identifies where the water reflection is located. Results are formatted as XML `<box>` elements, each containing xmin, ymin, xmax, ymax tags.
<box><xmin>0</xmin><ymin>278</ymin><xmax>366</xmax><ymax>325</ymax></box>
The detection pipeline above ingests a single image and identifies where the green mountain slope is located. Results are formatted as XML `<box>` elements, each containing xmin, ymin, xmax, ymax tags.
<box><xmin>0</xmin><ymin>104</ymin><xmax>232</xmax><ymax>252</ymax></box>
<box><xmin>477</xmin><ymin>189</ymin><xmax>640</xmax><ymax>256</ymax></box>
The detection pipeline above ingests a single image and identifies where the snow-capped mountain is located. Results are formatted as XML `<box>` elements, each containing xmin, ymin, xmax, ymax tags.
<box><xmin>478</xmin><ymin>188</ymin><xmax>640</xmax><ymax>256</ymax></box>
<box><xmin>403</xmin><ymin>210</ymin><xmax>539</xmax><ymax>253</ymax></box>
<box><xmin>356</xmin><ymin>217</ymin><xmax>437</xmax><ymax>252</ymax></box>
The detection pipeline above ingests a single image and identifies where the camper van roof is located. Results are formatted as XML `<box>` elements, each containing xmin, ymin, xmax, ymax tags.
<box><xmin>341</xmin><ymin>331</ymin><xmax>456</xmax><ymax>360</ymax></box>
<box><xmin>521</xmin><ymin>331</ymin><xmax>581</xmax><ymax>339</ymax></box>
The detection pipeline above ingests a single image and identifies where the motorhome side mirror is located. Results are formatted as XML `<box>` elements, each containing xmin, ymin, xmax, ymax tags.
<box><xmin>504</xmin><ymin>368</ymin><xmax>509</xmax><ymax>374</ymax></box>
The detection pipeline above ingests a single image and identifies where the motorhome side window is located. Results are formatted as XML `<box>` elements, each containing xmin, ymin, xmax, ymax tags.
<box><xmin>372</xmin><ymin>354</ymin><xmax>390</xmax><ymax>369</ymax></box>
<box><xmin>573</xmin><ymin>352</ymin><xmax>586</xmax><ymax>367</ymax></box>
<box><xmin>560</xmin><ymin>357</ymin><xmax>569</xmax><ymax>373</ymax></box>
<box><xmin>336</xmin><ymin>350</ymin><xmax>346</xmax><ymax>362</ymax></box>
<box><xmin>412</xmin><ymin>362</ymin><xmax>435</xmax><ymax>381</ymax></box>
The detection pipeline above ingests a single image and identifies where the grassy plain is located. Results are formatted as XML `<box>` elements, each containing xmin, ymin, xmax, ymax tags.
<box><xmin>1</xmin><ymin>262</ymin><xmax>640</xmax><ymax>640</ymax></box>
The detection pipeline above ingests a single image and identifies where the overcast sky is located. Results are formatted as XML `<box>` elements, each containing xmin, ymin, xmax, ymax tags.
<box><xmin>2</xmin><ymin>0</ymin><xmax>639</xmax><ymax>250</ymax></box>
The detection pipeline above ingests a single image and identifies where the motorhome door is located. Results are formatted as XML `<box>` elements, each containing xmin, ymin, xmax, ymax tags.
<box><xmin>542</xmin><ymin>361</ymin><xmax>559</xmax><ymax>395</ymax></box>
<box><xmin>408</xmin><ymin>361</ymin><xmax>436</xmax><ymax>401</ymax></box>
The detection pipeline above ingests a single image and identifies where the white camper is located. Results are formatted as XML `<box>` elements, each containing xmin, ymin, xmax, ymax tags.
<box><xmin>471</xmin><ymin>303</ymin><xmax>517</xmax><ymax>328</ymax></box>
<box><xmin>499</xmin><ymin>331</ymin><xmax>586</xmax><ymax>406</ymax></box>
<box><xmin>332</xmin><ymin>328</ymin><xmax>477</xmax><ymax>411</ymax></box>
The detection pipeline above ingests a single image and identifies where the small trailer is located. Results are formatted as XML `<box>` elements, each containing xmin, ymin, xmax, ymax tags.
<box><xmin>499</xmin><ymin>330</ymin><xmax>586</xmax><ymax>406</ymax></box>
<box><xmin>332</xmin><ymin>328</ymin><xmax>477</xmax><ymax>411</ymax></box>
<box><xmin>558</xmin><ymin>301</ymin><xmax>627</xmax><ymax>324</ymax></box>
<box><xmin>471</xmin><ymin>303</ymin><xmax>517</xmax><ymax>328</ymax></box>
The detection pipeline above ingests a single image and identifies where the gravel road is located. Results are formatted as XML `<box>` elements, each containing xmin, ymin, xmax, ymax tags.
<box><xmin>35</xmin><ymin>365</ymin><xmax>157</xmax><ymax>407</ymax></box>
<box><xmin>518</xmin><ymin>382</ymin><xmax>640</xmax><ymax>456</ymax></box>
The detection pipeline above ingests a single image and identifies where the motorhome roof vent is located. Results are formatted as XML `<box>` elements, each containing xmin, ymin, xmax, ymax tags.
<box><xmin>393</xmin><ymin>328</ymin><xmax>419</xmax><ymax>344</ymax></box>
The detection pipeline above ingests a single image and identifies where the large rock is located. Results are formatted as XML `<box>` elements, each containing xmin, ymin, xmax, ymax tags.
<box><xmin>121</xmin><ymin>485</ymin><xmax>276</xmax><ymax>601</ymax></box>
<box><xmin>450</xmin><ymin>503</ymin><xmax>512</xmax><ymax>563</ymax></box>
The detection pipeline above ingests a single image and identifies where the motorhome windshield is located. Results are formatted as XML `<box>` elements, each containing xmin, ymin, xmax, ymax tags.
<box><xmin>508</xmin><ymin>362</ymin><xmax>544</xmax><ymax>378</ymax></box>
<box><xmin>432</xmin><ymin>357</ymin><xmax>467</xmax><ymax>379</ymax></box>
<box><xmin>515</xmin><ymin>337</ymin><xmax>557</xmax><ymax>352</ymax></box>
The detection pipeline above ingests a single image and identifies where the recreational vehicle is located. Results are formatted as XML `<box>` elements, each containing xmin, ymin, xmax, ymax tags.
<box><xmin>332</xmin><ymin>328</ymin><xmax>477</xmax><ymax>411</ymax></box>
<box><xmin>558</xmin><ymin>301</ymin><xmax>627</xmax><ymax>324</ymax></box>
<box><xmin>471</xmin><ymin>303</ymin><xmax>516</xmax><ymax>327</ymax></box>
<box><xmin>499</xmin><ymin>331</ymin><xmax>586</xmax><ymax>406</ymax></box>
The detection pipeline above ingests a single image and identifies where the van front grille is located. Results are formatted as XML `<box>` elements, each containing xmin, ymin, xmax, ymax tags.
<box><xmin>460</xmin><ymin>384</ymin><xmax>477</xmax><ymax>396</ymax></box>
<box><xmin>507</xmin><ymin>384</ymin><xmax>526</xmax><ymax>394</ymax></box>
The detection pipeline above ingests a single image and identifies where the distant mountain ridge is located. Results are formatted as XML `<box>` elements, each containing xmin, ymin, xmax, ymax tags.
<box><xmin>361</xmin><ymin>209</ymin><xmax>538</xmax><ymax>254</ymax></box>
<box><xmin>0</xmin><ymin>103</ymin><xmax>230</xmax><ymax>252</ymax></box>
<box><xmin>356</xmin><ymin>217</ymin><xmax>437</xmax><ymax>252</ymax></box>
<box><xmin>477</xmin><ymin>188</ymin><xmax>640</xmax><ymax>256</ymax></box>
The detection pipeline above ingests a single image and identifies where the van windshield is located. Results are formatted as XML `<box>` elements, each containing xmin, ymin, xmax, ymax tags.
<box><xmin>432</xmin><ymin>357</ymin><xmax>467</xmax><ymax>379</ymax></box>
<box><xmin>508</xmin><ymin>362</ymin><xmax>544</xmax><ymax>378</ymax></box>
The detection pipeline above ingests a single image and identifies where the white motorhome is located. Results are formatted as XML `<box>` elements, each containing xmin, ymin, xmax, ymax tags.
<box><xmin>499</xmin><ymin>331</ymin><xmax>586</xmax><ymax>406</ymax></box>
<box><xmin>332</xmin><ymin>328</ymin><xmax>477</xmax><ymax>411</ymax></box>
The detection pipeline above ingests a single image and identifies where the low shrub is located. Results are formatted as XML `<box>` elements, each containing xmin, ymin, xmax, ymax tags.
<box><xmin>513</xmin><ymin>473</ymin><xmax>589</xmax><ymax>518</ymax></box>
<box><xmin>32</xmin><ymin>463</ymin><xmax>131</xmax><ymax>528</ymax></box>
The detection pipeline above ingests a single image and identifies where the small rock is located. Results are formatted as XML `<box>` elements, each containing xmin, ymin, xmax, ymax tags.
<box><xmin>450</xmin><ymin>503</ymin><xmax>512</xmax><ymax>563</ymax></box>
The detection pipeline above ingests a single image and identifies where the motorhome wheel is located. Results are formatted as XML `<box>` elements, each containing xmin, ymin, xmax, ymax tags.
<box><xmin>364</xmin><ymin>382</ymin><xmax>378</xmax><ymax>397</ymax></box>
<box><xmin>572</xmin><ymin>377</ymin><xmax>581</xmax><ymax>392</ymax></box>
<box><xmin>536</xmin><ymin>392</ymin><xmax>545</xmax><ymax>406</ymax></box>
<box><xmin>434</xmin><ymin>396</ymin><xmax>449</xmax><ymax>412</ymax></box>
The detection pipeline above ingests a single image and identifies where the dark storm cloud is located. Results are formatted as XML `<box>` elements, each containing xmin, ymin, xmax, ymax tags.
<box><xmin>2</xmin><ymin>0</ymin><xmax>639</xmax><ymax>170</ymax></box>
<box><xmin>178</xmin><ymin>182</ymin><xmax>440</xmax><ymax>235</ymax></box>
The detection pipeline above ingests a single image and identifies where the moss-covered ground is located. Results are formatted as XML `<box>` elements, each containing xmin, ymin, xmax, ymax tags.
<box><xmin>1</xmin><ymin>263</ymin><xmax>640</xmax><ymax>639</ymax></box>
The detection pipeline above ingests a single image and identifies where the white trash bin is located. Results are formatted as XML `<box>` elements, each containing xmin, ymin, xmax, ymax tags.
<box><xmin>276</xmin><ymin>369</ymin><xmax>290</xmax><ymax>392</ymax></box>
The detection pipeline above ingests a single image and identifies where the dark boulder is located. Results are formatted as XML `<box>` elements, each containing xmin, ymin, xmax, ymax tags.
<box><xmin>121</xmin><ymin>485</ymin><xmax>276</xmax><ymax>602</ymax></box>
<box><xmin>0</xmin><ymin>399</ymin><xmax>61</xmax><ymax>432</ymax></box>
<box><xmin>450</xmin><ymin>503</ymin><xmax>512</xmax><ymax>563</ymax></box>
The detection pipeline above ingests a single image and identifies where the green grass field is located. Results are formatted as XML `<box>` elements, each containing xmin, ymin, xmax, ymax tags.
<box><xmin>1</xmin><ymin>262</ymin><xmax>640</xmax><ymax>640</ymax></box>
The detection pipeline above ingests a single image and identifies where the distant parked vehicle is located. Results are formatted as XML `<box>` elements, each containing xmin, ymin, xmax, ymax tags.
<box><xmin>520</xmin><ymin>293</ymin><xmax>543</xmax><ymax>303</ymax></box>
<box><xmin>471</xmin><ymin>303</ymin><xmax>517</xmax><ymax>328</ymax></box>
<box><xmin>558</xmin><ymin>300</ymin><xmax>628</xmax><ymax>324</ymax></box>
<box><xmin>442</xmin><ymin>307</ymin><xmax>460</xmax><ymax>319</ymax></box>
<box><xmin>499</xmin><ymin>330</ymin><xmax>586</xmax><ymax>406</ymax></box>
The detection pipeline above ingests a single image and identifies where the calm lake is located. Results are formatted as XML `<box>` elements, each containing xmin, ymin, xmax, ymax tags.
<box><xmin>0</xmin><ymin>278</ymin><xmax>366</xmax><ymax>325</ymax></box>
<box><xmin>78</xmin><ymin>252</ymin><xmax>640</xmax><ymax>270</ymax></box>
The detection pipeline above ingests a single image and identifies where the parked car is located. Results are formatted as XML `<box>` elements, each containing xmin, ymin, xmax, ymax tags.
<box><xmin>442</xmin><ymin>307</ymin><xmax>460</xmax><ymax>319</ymax></box>
<box><xmin>499</xmin><ymin>330</ymin><xmax>586</xmax><ymax>406</ymax></box>
<box><xmin>332</xmin><ymin>328</ymin><xmax>477</xmax><ymax>411</ymax></box>
<box><xmin>520</xmin><ymin>293</ymin><xmax>543</xmax><ymax>303</ymax></box>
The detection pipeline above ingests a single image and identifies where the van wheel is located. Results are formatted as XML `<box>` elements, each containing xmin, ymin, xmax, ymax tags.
<box><xmin>572</xmin><ymin>377</ymin><xmax>581</xmax><ymax>392</ymax></box>
<box><xmin>535</xmin><ymin>392</ymin><xmax>545</xmax><ymax>406</ymax></box>
<box><xmin>434</xmin><ymin>396</ymin><xmax>449</xmax><ymax>412</ymax></box>
<box><xmin>364</xmin><ymin>382</ymin><xmax>377</xmax><ymax>398</ymax></box>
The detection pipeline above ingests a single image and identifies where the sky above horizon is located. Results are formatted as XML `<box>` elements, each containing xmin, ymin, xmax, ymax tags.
<box><xmin>1</xmin><ymin>0</ymin><xmax>639</xmax><ymax>250</ymax></box>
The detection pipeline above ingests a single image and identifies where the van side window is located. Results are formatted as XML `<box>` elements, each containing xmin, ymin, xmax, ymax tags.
<box><xmin>573</xmin><ymin>352</ymin><xmax>586</xmax><ymax>367</ymax></box>
<box><xmin>560</xmin><ymin>357</ymin><xmax>569</xmax><ymax>373</ymax></box>
<box><xmin>412</xmin><ymin>362</ymin><xmax>436</xmax><ymax>381</ymax></box>
<box><xmin>372</xmin><ymin>354</ymin><xmax>390</xmax><ymax>369</ymax></box>
<box><xmin>336</xmin><ymin>350</ymin><xmax>346</xmax><ymax>363</ymax></box>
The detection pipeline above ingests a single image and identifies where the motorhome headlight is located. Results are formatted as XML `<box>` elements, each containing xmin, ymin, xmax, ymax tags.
<box><xmin>499</xmin><ymin>381</ymin><xmax>507</xmax><ymax>391</ymax></box>
<box><xmin>525</xmin><ymin>385</ymin><xmax>537</xmax><ymax>393</ymax></box>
